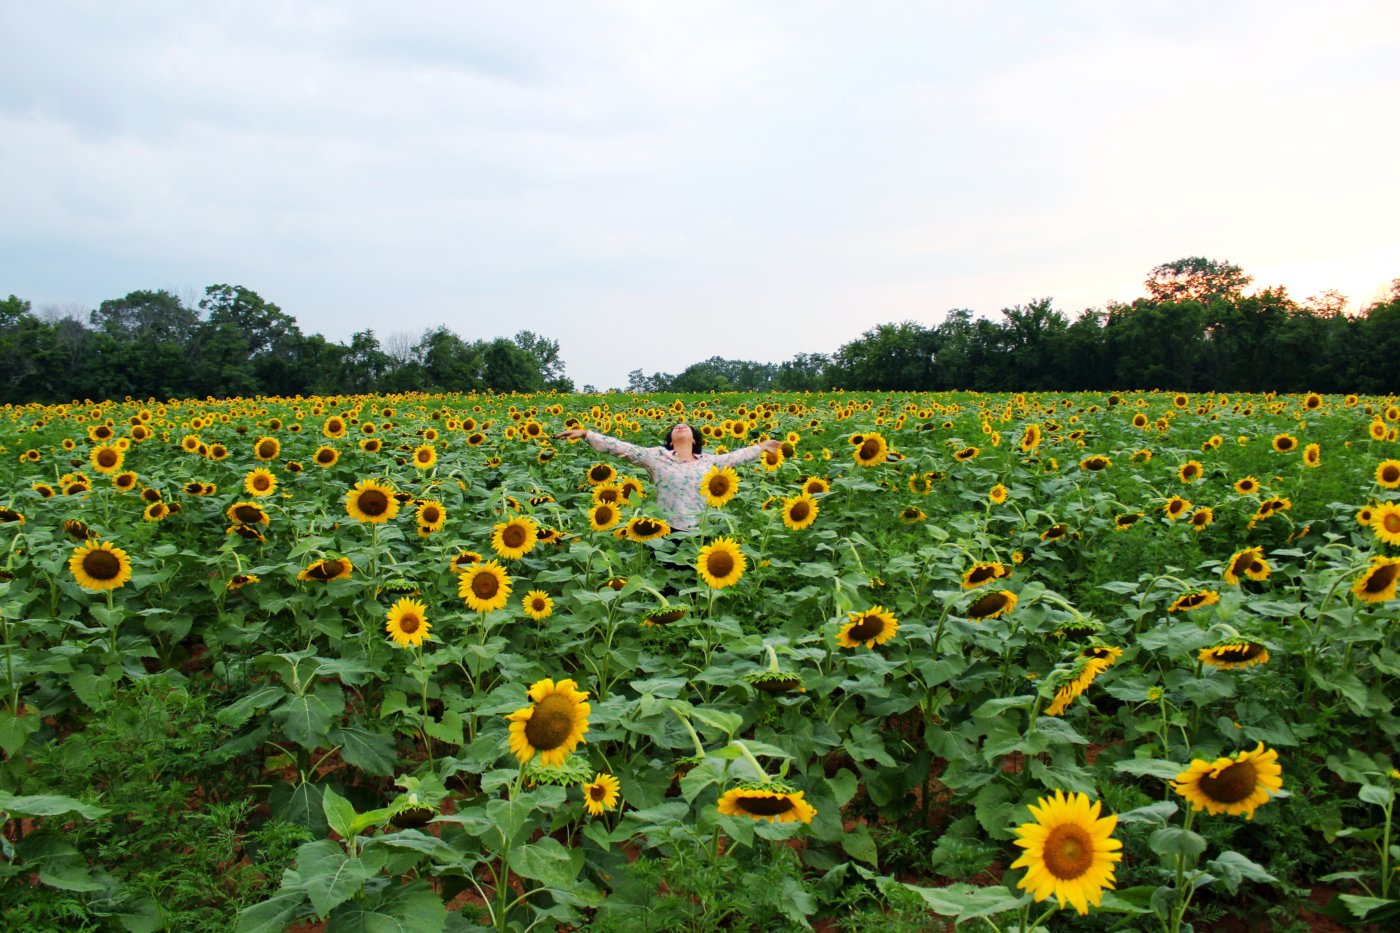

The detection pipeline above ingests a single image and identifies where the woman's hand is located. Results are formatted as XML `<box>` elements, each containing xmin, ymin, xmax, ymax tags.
<box><xmin>555</xmin><ymin>428</ymin><xmax>588</xmax><ymax>441</ymax></box>
<box><xmin>757</xmin><ymin>439</ymin><xmax>782</xmax><ymax>453</ymax></box>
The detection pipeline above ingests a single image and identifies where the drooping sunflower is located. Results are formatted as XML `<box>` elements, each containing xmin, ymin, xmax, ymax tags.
<box><xmin>1168</xmin><ymin>590</ymin><xmax>1220</xmax><ymax>612</ymax></box>
<box><xmin>450</xmin><ymin>550</ymin><xmax>483</xmax><ymax>572</ymax></box>
<box><xmin>459</xmin><ymin>560</ymin><xmax>513</xmax><ymax>613</ymax></box>
<box><xmin>717</xmin><ymin>785</ymin><xmax>816</xmax><ymax>824</ymax></box>
<box><xmin>1172</xmin><ymin>742</ymin><xmax>1283</xmax><ymax>819</ymax></box>
<box><xmin>853</xmin><ymin>434</ymin><xmax>887</xmax><ymax>467</ymax></box>
<box><xmin>1079</xmin><ymin>455</ymin><xmax>1111</xmax><ymax>472</ymax></box>
<box><xmin>492</xmin><ymin>516</ymin><xmax>539</xmax><ymax>560</ymax></box>
<box><xmin>1164</xmin><ymin>496</ymin><xmax>1191</xmax><ymax>520</ymax></box>
<box><xmin>898</xmin><ymin>506</ymin><xmax>926</xmax><ymax>523</ymax></box>
<box><xmin>385</xmin><ymin>597</ymin><xmax>431</xmax><ymax>648</ymax></box>
<box><xmin>1373</xmin><ymin>503</ymin><xmax>1400</xmax><ymax>546</ymax></box>
<box><xmin>68</xmin><ymin>540</ymin><xmax>134</xmax><ymax>592</ymax></box>
<box><xmin>966</xmin><ymin>589</ymin><xmax>1017</xmax><ymax>621</ymax></box>
<box><xmin>253</xmin><ymin>436</ymin><xmax>280</xmax><ymax>461</ymax></box>
<box><xmin>781</xmin><ymin>494</ymin><xmax>819</xmax><ymax>531</ymax></box>
<box><xmin>346</xmin><ymin>479</ymin><xmax>399</xmax><ymax>523</ymax></box>
<box><xmin>506</xmin><ymin>677</ymin><xmax>590</xmax><ymax>766</ymax></box>
<box><xmin>1040</xmin><ymin>523</ymin><xmax>1069</xmax><ymax>542</ymax></box>
<box><xmin>702</xmin><ymin>466</ymin><xmax>740</xmax><ymax>507</ymax></box>
<box><xmin>244</xmin><ymin>468</ymin><xmax>277</xmax><ymax>497</ymax></box>
<box><xmin>523</xmin><ymin>590</ymin><xmax>554</xmax><ymax>620</ymax></box>
<box><xmin>1376</xmin><ymin>459</ymin><xmax>1400</xmax><ymax>490</ymax></box>
<box><xmin>1223</xmin><ymin>546</ymin><xmax>1270</xmax><ymax>585</ymax></box>
<box><xmin>1178</xmin><ymin>460</ymin><xmax>1203</xmax><ymax>483</ymax></box>
<box><xmin>226</xmin><ymin>573</ymin><xmax>259</xmax><ymax>591</ymax></box>
<box><xmin>837</xmin><ymin>606</ymin><xmax>899</xmax><ymax>649</ymax></box>
<box><xmin>313</xmin><ymin>446</ymin><xmax>340</xmax><ymax>467</ymax></box>
<box><xmin>412</xmin><ymin>444</ymin><xmax>437</xmax><ymax>470</ymax></box>
<box><xmin>1010</xmin><ymin>790</ymin><xmax>1122</xmax><ymax>916</ymax></box>
<box><xmin>227</xmin><ymin>501</ymin><xmax>270</xmax><ymax>526</ymax></box>
<box><xmin>582</xmin><ymin>773</ymin><xmax>621</xmax><ymax>816</ymax></box>
<box><xmin>1200</xmin><ymin>641</ymin><xmax>1270</xmax><ymax>670</ymax></box>
<box><xmin>1113</xmin><ymin>512</ymin><xmax>1143</xmax><ymax>531</ymax></box>
<box><xmin>1352</xmin><ymin>556</ymin><xmax>1400</xmax><ymax>603</ymax></box>
<box><xmin>696</xmin><ymin>537</ymin><xmax>746</xmax><ymax>589</ymax></box>
<box><xmin>89</xmin><ymin>443</ymin><xmax>124</xmax><ymax>475</ymax></box>
<box><xmin>953</xmin><ymin>446</ymin><xmax>980</xmax><ymax>462</ymax></box>
<box><xmin>624</xmin><ymin>516</ymin><xmax>671</xmax><ymax>542</ymax></box>
<box><xmin>962</xmin><ymin>561</ymin><xmax>1009</xmax><ymax>590</ymax></box>
<box><xmin>1272</xmin><ymin>433</ymin><xmax>1297</xmax><ymax>453</ymax></box>
<box><xmin>298</xmin><ymin>557</ymin><xmax>353</xmax><ymax>582</ymax></box>
<box><xmin>415</xmin><ymin>500</ymin><xmax>447</xmax><ymax>534</ymax></box>
<box><xmin>589</xmin><ymin>502</ymin><xmax>621</xmax><ymax>532</ymax></box>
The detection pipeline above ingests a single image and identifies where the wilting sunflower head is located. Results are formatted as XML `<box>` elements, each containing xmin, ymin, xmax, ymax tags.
<box><xmin>717</xmin><ymin>784</ymin><xmax>817</xmax><ymax>825</ymax></box>
<box><xmin>961</xmin><ymin>561</ymin><xmax>1009</xmax><ymax>590</ymax></box>
<box><xmin>837</xmin><ymin>606</ymin><xmax>899</xmax><ymax>649</ymax></box>
<box><xmin>747</xmin><ymin>670</ymin><xmax>807</xmax><ymax>694</ymax></box>
<box><xmin>1199</xmin><ymin>641</ymin><xmax>1270</xmax><ymax>670</ymax></box>
<box><xmin>966</xmin><ymin>589</ymin><xmax>1017</xmax><ymax>621</ymax></box>
<box><xmin>1009</xmin><ymin>789</ymin><xmax>1122</xmax><ymax>916</ymax></box>
<box><xmin>298</xmin><ymin>556</ymin><xmax>353</xmax><ymax>582</ymax></box>
<box><xmin>1172</xmin><ymin>742</ymin><xmax>1283</xmax><ymax>819</ymax></box>
<box><xmin>625</xmin><ymin>516</ymin><xmax>671</xmax><ymax>542</ymax></box>
<box><xmin>1168</xmin><ymin>590</ymin><xmax>1220</xmax><ymax>613</ymax></box>
<box><xmin>346</xmin><ymin>478</ymin><xmax>399</xmax><ymax>523</ymax></box>
<box><xmin>506</xmin><ymin>677</ymin><xmax>591</xmax><ymax>766</ymax></box>
<box><xmin>1113</xmin><ymin>513</ymin><xmax>1143</xmax><ymax>531</ymax></box>
<box><xmin>68</xmin><ymin>540</ymin><xmax>134</xmax><ymax>592</ymax></box>
<box><xmin>1040</xmin><ymin>523</ymin><xmax>1069</xmax><ymax>542</ymax></box>
<box><xmin>1222</xmin><ymin>546</ymin><xmax>1270</xmax><ymax>585</ymax></box>
<box><xmin>696</xmin><ymin>537</ymin><xmax>746</xmax><ymax>589</ymax></box>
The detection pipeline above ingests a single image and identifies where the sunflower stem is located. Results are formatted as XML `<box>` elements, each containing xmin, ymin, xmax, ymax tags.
<box><xmin>669</xmin><ymin>706</ymin><xmax>708</xmax><ymax>759</ymax></box>
<box><xmin>764</xmin><ymin>643</ymin><xmax>781</xmax><ymax>674</ymax></box>
<box><xmin>730</xmin><ymin>740</ymin><xmax>771</xmax><ymax>783</ymax></box>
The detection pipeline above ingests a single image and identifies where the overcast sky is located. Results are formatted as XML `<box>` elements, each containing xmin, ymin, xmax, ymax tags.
<box><xmin>3</xmin><ymin>1</ymin><xmax>1398</xmax><ymax>390</ymax></box>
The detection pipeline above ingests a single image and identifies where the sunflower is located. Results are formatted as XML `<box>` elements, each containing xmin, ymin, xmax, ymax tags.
<box><xmin>451</xmin><ymin>550</ymin><xmax>483</xmax><ymax>572</ymax></box>
<box><xmin>802</xmin><ymin>476</ymin><xmax>830</xmax><ymax>496</ymax></box>
<box><xmin>412</xmin><ymin>444</ymin><xmax>437</xmax><ymax>470</ymax></box>
<box><xmin>459</xmin><ymin>560</ymin><xmax>512</xmax><ymax>613</ymax></box>
<box><xmin>227</xmin><ymin>524</ymin><xmax>266</xmax><ymax>543</ymax></box>
<box><xmin>761</xmin><ymin>447</ymin><xmax>784</xmax><ymax>471</ymax></box>
<box><xmin>1352</xmin><ymin>557</ymin><xmax>1400</xmax><ymax>603</ymax></box>
<box><xmin>1223</xmin><ymin>547</ymin><xmax>1270</xmax><ymax>585</ymax></box>
<box><xmin>142</xmin><ymin>501</ymin><xmax>169</xmax><ymax>522</ymax></box>
<box><xmin>523</xmin><ymin>590</ymin><xmax>554</xmax><ymax>620</ymax></box>
<box><xmin>836</xmin><ymin>606</ymin><xmax>899</xmax><ymax>649</ymax></box>
<box><xmin>1233</xmin><ymin>476</ymin><xmax>1260</xmax><ymax>495</ymax></box>
<box><xmin>582</xmin><ymin>773</ymin><xmax>621</xmax><ymax>816</ymax></box>
<box><xmin>1200</xmin><ymin>641</ymin><xmax>1270</xmax><ymax>669</ymax></box>
<box><xmin>1373</xmin><ymin>503</ymin><xmax>1400</xmax><ymax>546</ymax></box>
<box><xmin>586</xmin><ymin>462</ymin><xmax>616</xmax><ymax>486</ymax></box>
<box><xmin>953</xmin><ymin>446</ymin><xmax>980</xmax><ymax>462</ymax></box>
<box><xmin>624</xmin><ymin>516</ymin><xmax>671</xmax><ymax>542</ymax></box>
<box><xmin>1272</xmin><ymin>433</ymin><xmax>1297</xmax><ymax>453</ymax></box>
<box><xmin>492</xmin><ymin>516</ymin><xmax>539</xmax><ymax>560</ymax></box>
<box><xmin>1172</xmin><ymin>742</ymin><xmax>1283</xmax><ymax>819</ymax></box>
<box><xmin>346</xmin><ymin>479</ymin><xmax>399</xmax><ymax>523</ymax></box>
<box><xmin>966</xmin><ymin>590</ymin><xmax>1017</xmax><ymax>620</ymax></box>
<box><xmin>298</xmin><ymin>557</ymin><xmax>353</xmax><ymax>582</ymax></box>
<box><xmin>1020</xmin><ymin>423</ymin><xmax>1043</xmax><ymax>453</ymax></box>
<box><xmin>253</xmin><ymin>436</ymin><xmax>280</xmax><ymax>461</ymax></box>
<box><xmin>1113</xmin><ymin>512</ymin><xmax>1143</xmax><ymax>531</ymax></box>
<box><xmin>1010</xmin><ymin>790</ymin><xmax>1122</xmax><ymax>916</ymax></box>
<box><xmin>1303</xmin><ymin>443</ymin><xmax>1321</xmax><ymax>468</ymax></box>
<box><xmin>1376</xmin><ymin>419</ymin><xmax>1395</xmax><ymax>441</ymax></box>
<box><xmin>1376</xmin><ymin>460</ymin><xmax>1400</xmax><ymax>490</ymax></box>
<box><xmin>1040</xmin><ymin>523</ymin><xmax>1069</xmax><ymax>542</ymax></box>
<box><xmin>385</xmin><ymin>597</ymin><xmax>431</xmax><ymax>648</ymax></box>
<box><xmin>781</xmin><ymin>494</ymin><xmax>819</xmax><ymax>531</ymax></box>
<box><xmin>1044</xmin><ymin>656</ymin><xmax>1108</xmax><ymax>716</ymax></box>
<box><xmin>226</xmin><ymin>573</ymin><xmax>259</xmax><ymax>590</ymax></box>
<box><xmin>989</xmin><ymin>484</ymin><xmax>1009</xmax><ymax>504</ymax></box>
<box><xmin>89</xmin><ymin>443</ymin><xmax>123</xmax><ymax>474</ymax></box>
<box><xmin>1169</xmin><ymin>590</ymin><xmax>1220</xmax><ymax>612</ymax></box>
<box><xmin>1189</xmin><ymin>507</ymin><xmax>1214</xmax><ymax>531</ymax></box>
<box><xmin>113</xmin><ymin>471</ymin><xmax>139</xmax><ymax>492</ymax></box>
<box><xmin>506</xmin><ymin>677</ymin><xmax>590</xmax><ymax>766</ymax></box>
<box><xmin>702</xmin><ymin>466</ymin><xmax>740</xmax><ymax>507</ymax></box>
<box><xmin>853</xmin><ymin>434</ymin><xmax>888</xmax><ymax>467</ymax></box>
<box><xmin>589</xmin><ymin>502</ymin><xmax>621</xmax><ymax>532</ymax></box>
<box><xmin>227</xmin><ymin>501</ymin><xmax>270</xmax><ymax>526</ymax></box>
<box><xmin>1164</xmin><ymin>496</ymin><xmax>1191</xmax><ymax>520</ymax></box>
<box><xmin>1079</xmin><ymin>455</ymin><xmax>1111</xmax><ymax>472</ymax></box>
<box><xmin>32</xmin><ymin>483</ymin><xmax>55</xmax><ymax>498</ymax></box>
<box><xmin>63</xmin><ymin>519</ymin><xmax>93</xmax><ymax>540</ymax></box>
<box><xmin>323</xmin><ymin>415</ymin><xmax>347</xmax><ymax>439</ymax></box>
<box><xmin>697</xmin><ymin>537</ymin><xmax>746</xmax><ymax>589</ymax></box>
<box><xmin>313</xmin><ymin>446</ymin><xmax>340</xmax><ymax>467</ymax></box>
<box><xmin>244</xmin><ymin>468</ymin><xmax>277</xmax><ymax>497</ymax></box>
<box><xmin>717</xmin><ymin>785</ymin><xmax>816</xmax><ymax>824</ymax></box>
<box><xmin>1178</xmin><ymin>460</ymin><xmax>1203</xmax><ymax>483</ymax></box>
<box><xmin>962</xmin><ymin>561</ymin><xmax>1009</xmax><ymax>589</ymax></box>
<box><xmin>68</xmin><ymin>541</ymin><xmax>134</xmax><ymax>591</ymax></box>
<box><xmin>416</xmin><ymin>500</ymin><xmax>447</xmax><ymax>534</ymax></box>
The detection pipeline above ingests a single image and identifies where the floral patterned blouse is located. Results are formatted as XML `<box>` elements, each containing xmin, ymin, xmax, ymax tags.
<box><xmin>584</xmin><ymin>431</ymin><xmax>764</xmax><ymax>531</ymax></box>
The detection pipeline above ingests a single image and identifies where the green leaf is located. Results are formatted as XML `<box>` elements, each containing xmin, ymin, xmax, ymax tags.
<box><xmin>326</xmin><ymin>881</ymin><xmax>447</xmax><ymax>933</ymax></box>
<box><xmin>271</xmin><ymin>780</ymin><xmax>328</xmax><ymax>835</ymax></box>
<box><xmin>332</xmin><ymin>725</ymin><xmax>398</xmax><ymax>777</ymax></box>
<box><xmin>1339</xmin><ymin>894</ymin><xmax>1400</xmax><ymax>922</ymax></box>
<box><xmin>298</xmin><ymin>839</ymin><xmax>372</xmax><ymax>917</ymax></box>
<box><xmin>508</xmin><ymin>837</ymin><xmax>579</xmax><ymax>888</ymax></box>
<box><xmin>895</xmin><ymin>880</ymin><xmax>1029</xmax><ymax>920</ymax></box>
<box><xmin>973</xmin><ymin>696</ymin><xmax>1034</xmax><ymax>718</ymax></box>
<box><xmin>237</xmin><ymin>890</ymin><xmax>308</xmax><ymax>933</ymax></box>
<box><xmin>322</xmin><ymin>787</ymin><xmax>358</xmax><ymax>841</ymax></box>
<box><xmin>0</xmin><ymin>791</ymin><xmax>109</xmax><ymax>820</ymax></box>
<box><xmin>841</xmin><ymin>822</ymin><xmax>878</xmax><ymax>866</ymax></box>
<box><xmin>0</xmin><ymin>708</ymin><xmax>41</xmax><ymax>756</ymax></box>
<box><xmin>274</xmin><ymin>685</ymin><xmax>344</xmax><ymax>749</ymax></box>
<box><xmin>1149</xmin><ymin>826</ymin><xmax>1207</xmax><ymax>861</ymax></box>
<box><xmin>1117</xmin><ymin>801</ymin><xmax>1178</xmax><ymax>825</ymax></box>
<box><xmin>688</xmin><ymin>706</ymin><xmax>743</xmax><ymax>738</ymax></box>
<box><xmin>217</xmin><ymin>686</ymin><xmax>286</xmax><ymax>727</ymax></box>
<box><xmin>1206</xmin><ymin>850</ymin><xmax>1276</xmax><ymax>895</ymax></box>
<box><xmin>1115</xmin><ymin>758</ymin><xmax>1186</xmax><ymax>782</ymax></box>
<box><xmin>973</xmin><ymin>782</ymin><xmax>1012</xmax><ymax>841</ymax></box>
<box><xmin>1359</xmin><ymin>784</ymin><xmax>1395</xmax><ymax>807</ymax></box>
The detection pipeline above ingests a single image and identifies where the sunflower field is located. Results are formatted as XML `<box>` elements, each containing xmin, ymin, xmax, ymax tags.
<box><xmin>2</xmin><ymin>390</ymin><xmax>1399</xmax><ymax>932</ymax></box>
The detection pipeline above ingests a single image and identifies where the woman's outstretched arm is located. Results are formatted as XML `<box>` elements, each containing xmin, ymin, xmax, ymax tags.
<box><xmin>555</xmin><ymin>428</ymin><xmax>656</xmax><ymax>468</ymax></box>
<box><xmin>706</xmin><ymin>438</ymin><xmax>781</xmax><ymax>469</ymax></box>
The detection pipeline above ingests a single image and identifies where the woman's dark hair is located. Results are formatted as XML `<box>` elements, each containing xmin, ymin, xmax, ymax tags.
<box><xmin>662</xmin><ymin>422</ymin><xmax>704</xmax><ymax>453</ymax></box>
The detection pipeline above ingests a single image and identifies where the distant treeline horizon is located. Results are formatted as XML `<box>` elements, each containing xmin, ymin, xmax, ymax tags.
<box><xmin>3</xmin><ymin>258</ymin><xmax>1397</xmax><ymax>404</ymax></box>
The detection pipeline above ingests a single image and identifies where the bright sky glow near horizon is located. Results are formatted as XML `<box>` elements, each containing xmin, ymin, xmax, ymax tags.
<box><xmin>3</xmin><ymin>1</ymin><xmax>1398</xmax><ymax>390</ymax></box>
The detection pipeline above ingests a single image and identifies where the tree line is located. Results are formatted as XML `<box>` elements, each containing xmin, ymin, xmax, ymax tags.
<box><xmin>3</xmin><ymin>259</ymin><xmax>1397</xmax><ymax>403</ymax></box>
<box><xmin>0</xmin><ymin>284</ymin><xmax>572</xmax><ymax>403</ymax></box>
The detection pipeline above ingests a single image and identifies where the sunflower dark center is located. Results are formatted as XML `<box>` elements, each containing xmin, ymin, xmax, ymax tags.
<box><xmin>97</xmin><ymin>449</ymin><xmax>118</xmax><ymax>467</ymax></box>
<box><xmin>1384</xmin><ymin>514</ymin><xmax>1400</xmax><ymax>534</ymax></box>
<box><xmin>531</xmin><ymin>597</ymin><xmax>548</xmax><ymax>611</ymax></box>
<box><xmin>357</xmin><ymin>490</ymin><xmax>389</xmax><ymax>516</ymax></box>
<box><xmin>1200</xmin><ymin>760</ymin><xmax>1258</xmax><ymax>803</ymax></box>
<box><xmin>1364</xmin><ymin>563</ymin><xmax>1399</xmax><ymax>593</ymax></box>
<box><xmin>969</xmin><ymin>593</ymin><xmax>1009</xmax><ymax>618</ymax></box>
<box><xmin>589</xmin><ymin>784</ymin><xmax>607</xmax><ymax>801</ymax></box>
<box><xmin>789</xmin><ymin>501</ymin><xmax>811</xmax><ymax>522</ymax></box>
<box><xmin>317</xmin><ymin>450</ymin><xmax>335</xmax><ymax>463</ymax></box>
<box><xmin>308</xmin><ymin>560</ymin><xmax>345</xmax><ymax>581</ymax></box>
<box><xmin>1248</xmin><ymin>560</ymin><xmax>1266</xmax><ymax>575</ymax></box>
<box><xmin>1042</xmin><ymin>824</ymin><xmax>1094</xmax><ymax>880</ymax></box>
<box><xmin>1179</xmin><ymin>593</ymin><xmax>1207</xmax><ymax>609</ymax></box>
<box><xmin>634</xmin><ymin>519</ymin><xmax>660</xmax><ymax>535</ymax></box>
<box><xmin>502</xmin><ymin>525</ymin><xmax>527</xmax><ymax>548</ymax></box>
<box><xmin>706</xmin><ymin>550</ymin><xmax>735</xmax><ymax>579</ymax></box>
<box><xmin>967</xmin><ymin>566</ymin><xmax>996</xmax><ymax>585</ymax></box>
<box><xmin>598</xmin><ymin>489</ymin><xmax>621</xmax><ymax>504</ymax></box>
<box><xmin>397</xmin><ymin>613</ymin><xmax>421</xmax><ymax>634</ymax></box>
<box><xmin>417</xmin><ymin>449</ymin><xmax>432</xmax><ymax>462</ymax></box>
<box><xmin>233</xmin><ymin>505</ymin><xmax>263</xmax><ymax>523</ymax></box>
<box><xmin>1231</xmin><ymin>554</ymin><xmax>1254</xmax><ymax>577</ymax></box>
<box><xmin>708</xmin><ymin>476</ymin><xmax>731</xmax><ymax>496</ymax></box>
<box><xmin>649</xmin><ymin>609</ymin><xmax>686</xmax><ymax>624</ymax></box>
<box><xmin>1215</xmin><ymin>644</ymin><xmax>1263</xmax><ymax>663</ymax></box>
<box><xmin>422</xmin><ymin>506</ymin><xmax>441</xmax><ymax>524</ymax></box>
<box><xmin>0</xmin><ymin>509</ymin><xmax>21</xmax><ymax>522</ymax></box>
<box><xmin>258</xmin><ymin>441</ymin><xmax>276</xmax><ymax>458</ymax></box>
<box><xmin>858</xmin><ymin>439</ymin><xmax>881</xmax><ymax>460</ymax></box>
<box><xmin>1087</xmin><ymin>459</ymin><xmax>1106</xmax><ymax>470</ymax></box>
<box><xmin>847</xmin><ymin>614</ymin><xmax>885</xmax><ymax>641</ymax></box>
<box><xmin>737</xmin><ymin>795</ymin><xmax>794</xmax><ymax>816</ymax></box>
<box><xmin>252</xmin><ymin>475</ymin><xmax>271</xmax><ymax>490</ymax></box>
<box><xmin>83</xmin><ymin>549</ymin><xmax>122</xmax><ymax>580</ymax></box>
<box><xmin>1382</xmin><ymin>466</ymin><xmax>1400</xmax><ymax>483</ymax></box>
<box><xmin>472</xmin><ymin>572</ymin><xmax>500</xmax><ymax>599</ymax></box>
<box><xmin>523</xmin><ymin>694</ymin><xmax>575</xmax><ymax>751</ymax></box>
<box><xmin>590</xmin><ymin>466</ymin><xmax>611</xmax><ymax>481</ymax></box>
<box><xmin>1047</xmin><ymin>525</ymin><xmax>1067</xmax><ymax>538</ymax></box>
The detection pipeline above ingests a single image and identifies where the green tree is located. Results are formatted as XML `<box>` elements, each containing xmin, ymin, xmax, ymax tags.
<box><xmin>1145</xmin><ymin>257</ymin><xmax>1252</xmax><ymax>303</ymax></box>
